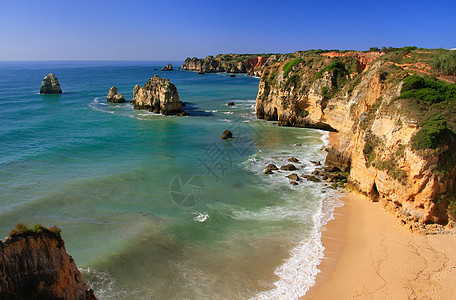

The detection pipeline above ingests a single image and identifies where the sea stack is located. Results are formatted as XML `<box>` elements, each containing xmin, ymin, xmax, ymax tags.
<box><xmin>40</xmin><ymin>73</ymin><xmax>62</xmax><ymax>94</ymax></box>
<box><xmin>131</xmin><ymin>75</ymin><xmax>182</xmax><ymax>115</ymax></box>
<box><xmin>106</xmin><ymin>86</ymin><xmax>126</xmax><ymax>103</ymax></box>
<box><xmin>161</xmin><ymin>63</ymin><xmax>173</xmax><ymax>71</ymax></box>
<box><xmin>0</xmin><ymin>224</ymin><xmax>96</xmax><ymax>299</ymax></box>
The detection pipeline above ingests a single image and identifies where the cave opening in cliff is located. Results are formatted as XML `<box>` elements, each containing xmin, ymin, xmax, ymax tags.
<box><xmin>371</xmin><ymin>182</ymin><xmax>380</xmax><ymax>201</ymax></box>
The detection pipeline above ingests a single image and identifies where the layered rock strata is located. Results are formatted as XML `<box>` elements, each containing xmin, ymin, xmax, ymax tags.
<box><xmin>131</xmin><ymin>75</ymin><xmax>182</xmax><ymax>115</ymax></box>
<box><xmin>40</xmin><ymin>73</ymin><xmax>62</xmax><ymax>94</ymax></box>
<box><xmin>161</xmin><ymin>63</ymin><xmax>173</xmax><ymax>71</ymax></box>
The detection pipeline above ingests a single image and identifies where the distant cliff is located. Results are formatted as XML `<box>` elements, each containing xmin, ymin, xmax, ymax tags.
<box><xmin>182</xmin><ymin>54</ymin><xmax>276</xmax><ymax>76</ymax></box>
<box><xmin>0</xmin><ymin>224</ymin><xmax>96</xmax><ymax>299</ymax></box>
<box><xmin>255</xmin><ymin>48</ymin><xmax>456</xmax><ymax>227</ymax></box>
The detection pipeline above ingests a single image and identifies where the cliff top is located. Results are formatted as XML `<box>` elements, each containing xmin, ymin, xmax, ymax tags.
<box><xmin>3</xmin><ymin>223</ymin><xmax>62</xmax><ymax>244</ymax></box>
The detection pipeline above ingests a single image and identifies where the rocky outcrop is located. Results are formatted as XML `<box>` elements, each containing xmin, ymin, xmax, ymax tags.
<box><xmin>0</xmin><ymin>224</ymin><xmax>96</xmax><ymax>299</ymax></box>
<box><xmin>255</xmin><ymin>48</ymin><xmax>456</xmax><ymax>226</ymax></box>
<box><xmin>40</xmin><ymin>73</ymin><xmax>62</xmax><ymax>94</ymax></box>
<box><xmin>131</xmin><ymin>75</ymin><xmax>182</xmax><ymax>115</ymax></box>
<box><xmin>182</xmin><ymin>54</ymin><xmax>275</xmax><ymax>76</ymax></box>
<box><xmin>161</xmin><ymin>63</ymin><xmax>173</xmax><ymax>71</ymax></box>
<box><xmin>106</xmin><ymin>86</ymin><xmax>126</xmax><ymax>103</ymax></box>
<box><xmin>221</xmin><ymin>130</ymin><xmax>233</xmax><ymax>139</ymax></box>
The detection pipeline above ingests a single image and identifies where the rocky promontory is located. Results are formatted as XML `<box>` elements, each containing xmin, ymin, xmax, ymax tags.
<box><xmin>131</xmin><ymin>75</ymin><xmax>183</xmax><ymax>115</ymax></box>
<box><xmin>40</xmin><ymin>73</ymin><xmax>62</xmax><ymax>94</ymax></box>
<box><xmin>106</xmin><ymin>86</ymin><xmax>126</xmax><ymax>103</ymax></box>
<box><xmin>255</xmin><ymin>47</ymin><xmax>456</xmax><ymax>227</ymax></box>
<box><xmin>0</xmin><ymin>224</ymin><xmax>96</xmax><ymax>299</ymax></box>
<box><xmin>182</xmin><ymin>54</ymin><xmax>275</xmax><ymax>76</ymax></box>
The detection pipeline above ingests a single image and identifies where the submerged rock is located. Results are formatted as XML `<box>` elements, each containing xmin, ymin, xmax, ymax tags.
<box><xmin>106</xmin><ymin>86</ymin><xmax>126</xmax><ymax>103</ymax></box>
<box><xmin>221</xmin><ymin>130</ymin><xmax>233</xmax><ymax>139</ymax></box>
<box><xmin>288</xmin><ymin>157</ymin><xmax>299</xmax><ymax>163</ymax></box>
<box><xmin>227</xmin><ymin>102</ymin><xmax>235</xmax><ymax>106</ymax></box>
<box><xmin>0</xmin><ymin>224</ymin><xmax>96</xmax><ymax>299</ymax></box>
<box><xmin>40</xmin><ymin>73</ymin><xmax>62</xmax><ymax>94</ymax></box>
<box><xmin>286</xmin><ymin>173</ymin><xmax>300</xmax><ymax>181</ymax></box>
<box><xmin>131</xmin><ymin>75</ymin><xmax>182</xmax><ymax>115</ymax></box>
<box><xmin>265</xmin><ymin>164</ymin><xmax>279</xmax><ymax>172</ymax></box>
<box><xmin>161</xmin><ymin>63</ymin><xmax>173</xmax><ymax>71</ymax></box>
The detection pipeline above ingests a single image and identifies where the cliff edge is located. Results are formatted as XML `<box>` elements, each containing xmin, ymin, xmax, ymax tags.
<box><xmin>0</xmin><ymin>224</ymin><xmax>96</xmax><ymax>299</ymax></box>
<box><xmin>256</xmin><ymin>47</ymin><xmax>456</xmax><ymax>228</ymax></box>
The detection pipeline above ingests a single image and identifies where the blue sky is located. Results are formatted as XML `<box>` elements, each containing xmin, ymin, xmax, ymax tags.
<box><xmin>0</xmin><ymin>0</ymin><xmax>455</xmax><ymax>60</ymax></box>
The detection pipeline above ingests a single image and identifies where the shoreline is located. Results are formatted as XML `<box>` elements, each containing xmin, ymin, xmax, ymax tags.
<box><xmin>303</xmin><ymin>192</ymin><xmax>456</xmax><ymax>299</ymax></box>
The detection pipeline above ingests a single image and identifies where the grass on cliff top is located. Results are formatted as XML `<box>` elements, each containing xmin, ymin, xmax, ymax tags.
<box><xmin>8</xmin><ymin>223</ymin><xmax>61</xmax><ymax>239</ymax></box>
<box><xmin>282</xmin><ymin>59</ymin><xmax>303</xmax><ymax>78</ymax></box>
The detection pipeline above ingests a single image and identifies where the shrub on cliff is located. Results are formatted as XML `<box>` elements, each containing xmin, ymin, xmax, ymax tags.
<box><xmin>411</xmin><ymin>114</ymin><xmax>452</xmax><ymax>150</ymax></box>
<box><xmin>282</xmin><ymin>59</ymin><xmax>302</xmax><ymax>78</ymax></box>
<box><xmin>399</xmin><ymin>75</ymin><xmax>456</xmax><ymax>103</ymax></box>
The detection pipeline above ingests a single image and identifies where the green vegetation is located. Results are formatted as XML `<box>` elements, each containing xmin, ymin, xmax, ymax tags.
<box><xmin>315</xmin><ymin>61</ymin><xmax>348</xmax><ymax>80</ymax></box>
<box><xmin>8</xmin><ymin>223</ymin><xmax>61</xmax><ymax>238</ymax></box>
<box><xmin>448</xmin><ymin>198</ymin><xmax>456</xmax><ymax>221</ymax></box>
<box><xmin>398</xmin><ymin>75</ymin><xmax>456</xmax><ymax>103</ymax></box>
<box><xmin>411</xmin><ymin>113</ymin><xmax>452</xmax><ymax>150</ymax></box>
<box><xmin>375</xmin><ymin>158</ymin><xmax>408</xmax><ymax>184</ymax></box>
<box><xmin>282</xmin><ymin>59</ymin><xmax>303</xmax><ymax>78</ymax></box>
<box><xmin>296</xmin><ymin>108</ymin><xmax>309</xmax><ymax>118</ymax></box>
<box><xmin>363</xmin><ymin>134</ymin><xmax>380</xmax><ymax>167</ymax></box>
<box><xmin>433</xmin><ymin>51</ymin><xmax>456</xmax><ymax>75</ymax></box>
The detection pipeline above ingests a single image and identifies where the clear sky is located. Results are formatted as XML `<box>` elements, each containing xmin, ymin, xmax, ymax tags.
<box><xmin>0</xmin><ymin>0</ymin><xmax>455</xmax><ymax>60</ymax></box>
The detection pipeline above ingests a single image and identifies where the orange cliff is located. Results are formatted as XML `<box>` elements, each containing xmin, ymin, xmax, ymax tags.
<box><xmin>0</xmin><ymin>225</ymin><xmax>96</xmax><ymax>299</ymax></box>
<box><xmin>255</xmin><ymin>49</ymin><xmax>456</xmax><ymax>229</ymax></box>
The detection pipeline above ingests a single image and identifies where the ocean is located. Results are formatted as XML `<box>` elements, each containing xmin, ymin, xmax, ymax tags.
<box><xmin>0</xmin><ymin>61</ymin><xmax>341</xmax><ymax>299</ymax></box>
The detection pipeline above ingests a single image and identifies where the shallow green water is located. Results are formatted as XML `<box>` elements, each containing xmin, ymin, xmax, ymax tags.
<box><xmin>0</xmin><ymin>61</ymin><xmax>337</xmax><ymax>299</ymax></box>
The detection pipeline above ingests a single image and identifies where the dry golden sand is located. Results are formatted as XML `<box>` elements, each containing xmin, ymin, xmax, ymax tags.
<box><xmin>303</xmin><ymin>193</ymin><xmax>456</xmax><ymax>299</ymax></box>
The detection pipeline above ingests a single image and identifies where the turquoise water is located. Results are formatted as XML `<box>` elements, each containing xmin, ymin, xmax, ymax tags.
<box><xmin>0</xmin><ymin>61</ymin><xmax>338</xmax><ymax>299</ymax></box>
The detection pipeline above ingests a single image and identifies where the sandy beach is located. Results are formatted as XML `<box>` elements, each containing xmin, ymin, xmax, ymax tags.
<box><xmin>304</xmin><ymin>193</ymin><xmax>456</xmax><ymax>299</ymax></box>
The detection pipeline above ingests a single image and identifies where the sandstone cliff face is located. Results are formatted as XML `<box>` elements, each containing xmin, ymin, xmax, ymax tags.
<box><xmin>131</xmin><ymin>75</ymin><xmax>182</xmax><ymax>115</ymax></box>
<box><xmin>40</xmin><ymin>73</ymin><xmax>62</xmax><ymax>94</ymax></box>
<box><xmin>182</xmin><ymin>54</ymin><xmax>274</xmax><ymax>76</ymax></box>
<box><xmin>0</xmin><ymin>231</ymin><xmax>96</xmax><ymax>299</ymax></box>
<box><xmin>256</xmin><ymin>49</ymin><xmax>456</xmax><ymax>225</ymax></box>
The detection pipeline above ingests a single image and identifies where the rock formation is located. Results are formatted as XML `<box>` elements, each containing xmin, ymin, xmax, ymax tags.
<box><xmin>0</xmin><ymin>224</ymin><xmax>96</xmax><ymax>299</ymax></box>
<box><xmin>40</xmin><ymin>73</ymin><xmax>62</xmax><ymax>94</ymax></box>
<box><xmin>182</xmin><ymin>54</ymin><xmax>275</xmax><ymax>76</ymax></box>
<box><xmin>161</xmin><ymin>63</ymin><xmax>173</xmax><ymax>71</ymax></box>
<box><xmin>131</xmin><ymin>75</ymin><xmax>183</xmax><ymax>115</ymax></box>
<box><xmin>255</xmin><ymin>48</ymin><xmax>456</xmax><ymax>226</ymax></box>
<box><xmin>106</xmin><ymin>86</ymin><xmax>126</xmax><ymax>103</ymax></box>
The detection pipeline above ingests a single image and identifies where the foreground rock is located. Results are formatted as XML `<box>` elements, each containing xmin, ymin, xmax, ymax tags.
<box><xmin>161</xmin><ymin>63</ymin><xmax>173</xmax><ymax>71</ymax></box>
<box><xmin>221</xmin><ymin>130</ymin><xmax>233</xmax><ymax>139</ymax></box>
<box><xmin>227</xmin><ymin>102</ymin><xmax>235</xmax><ymax>106</ymax></box>
<box><xmin>0</xmin><ymin>224</ymin><xmax>96</xmax><ymax>299</ymax></box>
<box><xmin>40</xmin><ymin>73</ymin><xmax>62</xmax><ymax>94</ymax></box>
<box><xmin>131</xmin><ymin>75</ymin><xmax>183</xmax><ymax>115</ymax></box>
<box><xmin>106</xmin><ymin>86</ymin><xmax>126</xmax><ymax>103</ymax></box>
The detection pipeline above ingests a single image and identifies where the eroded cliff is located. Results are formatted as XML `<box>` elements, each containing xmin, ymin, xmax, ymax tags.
<box><xmin>182</xmin><ymin>54</ymin><xmax>276</xmax><ymax>76</ymax></box>
<box><xmin>0</xmin><ymin>224</ymin><xmax>96</xmax><ymax>299</ymax></box>
<box><xmin>256</xmin><ymin>48</ymin><xmax>456</xmax><ymax>227</ymax></box>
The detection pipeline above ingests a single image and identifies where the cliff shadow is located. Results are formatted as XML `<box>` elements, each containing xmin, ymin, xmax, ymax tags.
<box><xmin>182</xmin><ymin>102</ymin><xmax>213</xmax><ymax>117</ymax></box>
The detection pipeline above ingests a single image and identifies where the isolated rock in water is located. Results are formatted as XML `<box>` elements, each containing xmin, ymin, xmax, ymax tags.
<box><xmin>280</xmin><ymin>164</ymin><xmax>297</xmax><ymax>171</ymax></box>
<box><xmin>229</xmin><ymin>74</ymin><xmax>236</xmax><ymax>77</ymax></box>
<box><xmin>0</xmin><ymin>224</ymin><xmax>96</xmax><ymax>299</ymax></box>
<box><xmin>290</xmin><ymin>181</ymin><xmax>299</xmax><ymax>186</ymax></box>
<box><xmin>288</xmin><ymin>157</ymin><xmax>299</xmax><ymax>163</ymax></box>
<box><xmin>265</xmin><ymin>164</ymin><xmax>279</xmax><ymax>172</ymax></box>
<box><xmin>161</xmin><ymin>63</ymin><xmax>173</xmax><ymax>71</ymax></box>
<box><xmin>40</xmin><ymin>73</ymin><xmax>62</xmax><ymax>94</ymax></box>
<box><xmin>264</xmin><ymin>169</ymin><xmax>274</xmax><ymax>175</ymax></box>
<box><xmin>131</xmin><ymin>75</ymin><xmax>182</xmax><ymax>115</ymax></box>
<box><xmin>221</xmin><ymin>130</ymin><xmax>233</xmax><ymax>139</ymax></box>
<box><xmin>227</xmin><ymin>102</ymin><xmax>235</xmax><ymax>106</ymax></box>
<box><xmin>106</xmin><ymin>86</ymin><xmax>126</xmax><ymax>103</ymax></box>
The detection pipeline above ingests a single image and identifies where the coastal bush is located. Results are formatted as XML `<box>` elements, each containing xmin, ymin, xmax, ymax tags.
<box><xmin>282</xmin><ymin>59</ymin><xmax>303</xmax><ymax>78</ymax></box>
<box><xmin>9</xmin><ymin>223</ymin><xmax>61</xmax><ymax>238</ymax></box>
<box><xmin>433</xmin><ymin>51</ymin><xmax>456</xmax><ymax>75</ymax></box>
<box><xmin>296</xmin><ymin>108</ymin><xmax>309</xmax><ymax>118</ymax></box>
<box><xmin>363</xmin><ymin>134</ymin><xmax>379</xmax><ymax>167</ymax></box>
<box><xmin>284</xmin><ymin>74</ymin><xmax>301</xmax><ymax>89</ymax></box>
<box><xmin>315</xmin><ymin>61</ymin><xmax>349</xmax><ymax>88</ymax></box>
<box><xmin>398</xmin><ymin>75</ymin><xmax>456</xmax><ymax>103</ymax></box>
<box><xmin>448</xmin><ymin>198</ymin><xmax>456</xmax><ymax>221</ymax></box>
<box><xmin>375</xmin><ymin>158</ymin><xmax>408</xmax><ymax>184</ymax></box>
<box><xmin>411</xmin><ymin>113</ymin><xmax>452</xmax><ymax>150</ymax></box>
